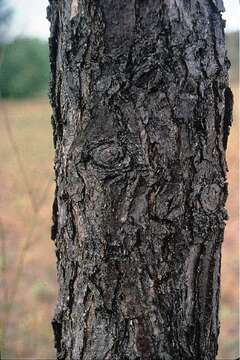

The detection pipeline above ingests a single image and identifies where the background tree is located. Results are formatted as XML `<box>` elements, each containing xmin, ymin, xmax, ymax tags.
<box><xmin>48</xmin><ymin>0</ymin><xmax>232</xmax><ymax>359</ymax></box>
<box><xmin>0</xmin><ymin>0</ymin><xmax>12</xmax><ymax>42</ymax></box>
<box><xmin>0</xmin><ymin>0</ymin><xmax>50</xmax><ymax>99</ymax></box>
<box><xmin>0</xmin><ymin>38</ymin><xmax>49</xmax><ymax>98</ymax></box>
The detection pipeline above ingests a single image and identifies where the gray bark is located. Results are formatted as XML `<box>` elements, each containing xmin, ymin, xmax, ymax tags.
<box><xmin>47</xmin><ymin>0</ymin><xmax>232</xmax><ymax>359</ymax></box>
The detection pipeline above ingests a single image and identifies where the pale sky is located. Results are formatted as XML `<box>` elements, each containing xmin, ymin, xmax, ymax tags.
<box><xmin>8</xmin><ymin>0</ymin><xmax>240</xmax><ymax>39</ymax></box>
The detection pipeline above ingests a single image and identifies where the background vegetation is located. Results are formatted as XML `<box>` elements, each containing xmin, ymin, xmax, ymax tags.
<box><xmin>0</xmin><ymin>38</ymin><xmax>49</xmax><ymax>98</ymax></box>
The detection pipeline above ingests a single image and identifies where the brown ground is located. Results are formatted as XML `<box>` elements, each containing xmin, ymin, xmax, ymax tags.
<box><xmin>0</xmin><ymin>87</ymin><xmax>238</xmax><ymax>358</ymax></box>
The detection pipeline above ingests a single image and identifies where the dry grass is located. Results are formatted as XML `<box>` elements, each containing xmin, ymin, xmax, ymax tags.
<box><xmin>0</xmin><ymin>99</ymin><xmax>56</xmax><ymax>358</ymax></box>
<box><xmin>218</xmin><ymin>83</ymin><xmax>239</xmax><ymax>359</ymax></box>
<box><xmin>0</xmin><ymin>90</ymin><xmax>238</xmax><ymax>358</ymax></box>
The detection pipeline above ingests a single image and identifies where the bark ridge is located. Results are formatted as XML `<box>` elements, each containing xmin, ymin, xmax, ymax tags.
<box><xmin>48</xmin><ymin>0</ymin><xmax>232</xmax><ymax>359</ymax></box>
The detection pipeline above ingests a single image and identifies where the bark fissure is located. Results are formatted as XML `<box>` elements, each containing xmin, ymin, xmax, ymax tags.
<box><xmin>48</xmin><ymin>0</ymin><xmax>232</xmax><ymax>359</ymax></box>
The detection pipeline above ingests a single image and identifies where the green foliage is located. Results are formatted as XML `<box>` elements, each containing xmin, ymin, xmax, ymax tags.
<box><xmin>0</xmin><ymin>37</ymin><xmax>49</xmax><ymax>98</ymax></box>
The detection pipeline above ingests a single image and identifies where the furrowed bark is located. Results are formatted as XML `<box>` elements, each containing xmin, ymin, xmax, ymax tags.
<box><xmin>48</xmin><ymin>0</ymin><xmax>232</xmax><ymax>359</ymax></box>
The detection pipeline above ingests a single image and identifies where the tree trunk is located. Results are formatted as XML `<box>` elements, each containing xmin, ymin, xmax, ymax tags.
<box><xmin>48</xmin><ymin>0</ymin><xmax>232</xmax><ymax>359</ymax></box>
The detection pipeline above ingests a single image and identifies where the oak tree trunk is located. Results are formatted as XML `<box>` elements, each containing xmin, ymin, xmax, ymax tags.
<box><xmin>48</xmin><ymin>0</ymin><xmax>232</xmax><ymax>359</ymax></box>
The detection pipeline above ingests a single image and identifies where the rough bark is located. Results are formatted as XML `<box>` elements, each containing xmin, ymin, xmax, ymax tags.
<box><xmin>48</xmin><ymin>0</ymin><xmax>232</xmax><ymax>359</ymax></box>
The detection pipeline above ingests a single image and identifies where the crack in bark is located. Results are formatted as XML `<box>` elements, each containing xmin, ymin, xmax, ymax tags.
<box><xmin>48</xmin><ymin>0</ymin><xmax>232</xmax><ymax>358</ymax></box>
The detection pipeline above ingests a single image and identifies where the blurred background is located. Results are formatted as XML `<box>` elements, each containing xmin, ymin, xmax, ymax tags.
<box><xmin>0</xmin><ymin>0</ymin><xmax>239</xmax><ymax>358</ymax></box>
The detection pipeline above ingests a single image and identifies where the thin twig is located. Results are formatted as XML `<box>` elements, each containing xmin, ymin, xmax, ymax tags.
<box><xmin>3</xmin><ymin>177</ymin><xmax>53</xmax><ymax>341</ymax></box>
<box><xmin>0</xmin><ymin>46</ymin><xmax>54</xmax><ymax>356</ymax></box>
